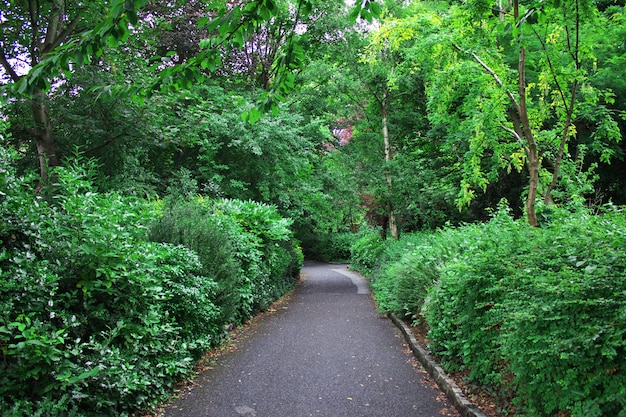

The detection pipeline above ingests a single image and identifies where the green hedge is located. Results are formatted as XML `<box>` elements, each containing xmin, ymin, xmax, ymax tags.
<box><xmin>0</xmin><ymin>151</ymin><xmax>302</xmax><ymax>416</ymax></box>
<box><xmin>300</xmin><ymin>231</ymin><xmax>354</xmax><ymax>262</ymax></box>
<box><xmin>359</xmin><ymin>206</ymin><xmax>626</xmax><ymax>416</ymax></box>
<box><xmin>150</xmin><ymin>198</ymin><xmax>303</xmax><ymax>324</ymax></box>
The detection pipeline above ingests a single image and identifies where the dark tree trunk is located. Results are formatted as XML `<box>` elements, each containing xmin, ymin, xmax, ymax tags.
<box><xmin>31</xmin><ymin>88</ymin><xmax>59</xmax><ymax>181</ymax></box>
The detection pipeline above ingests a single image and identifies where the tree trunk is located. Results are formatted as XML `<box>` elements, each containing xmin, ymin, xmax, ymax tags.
<box><xmin>514</xmin><ymin>0</ymin><xmax>539</xmax><ymax>227</ymax></box>
<box><xmin>381</xmin><ymin>92</ymin><xmax>398</xmax><ymax>239</ymax></box>
<box><xmin>543</xmin><ymin>1</ymin><xmax>581</xmax><ymax>204</ymax></box>
<box><xmin>31</xmin><ymin>88</ymin><xmax>59</xmax><ymax>181</ymax></box>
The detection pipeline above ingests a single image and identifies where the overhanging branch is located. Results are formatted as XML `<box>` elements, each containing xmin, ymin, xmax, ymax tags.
<box><xmin>453</xmin><ymin>43</ymin><xmax>521</xmax><ymax>114</ymax></box>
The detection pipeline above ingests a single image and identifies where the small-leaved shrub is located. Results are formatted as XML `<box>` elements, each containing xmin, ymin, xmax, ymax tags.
<box><xmin>0</xmin><ymin>155</ymin><xmax>221</xmax><ymax>415</ymax></box>
<box><xmin>422</xmin><ymin>206</ymin><xmax>626</xmax><ymax>416</ymax></box>
<box><xmin>367</xmin><ymin>230</ymin><xmax>459</xmax><ymax>321</ymax></box>
<box><xmin>349</xmin><ymin>226</ymin><xmax>385</xmax><ymax>274</ymax></box>
<box><xmin>359</xmin><ymin>203</ymin><xmax>626</xmax><ymax>416</ymax></box>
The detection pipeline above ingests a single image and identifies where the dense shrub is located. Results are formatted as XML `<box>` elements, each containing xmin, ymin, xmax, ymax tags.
<box><xmin>301</xmin><ymin>232</ymin><xmax>354</xmax><ymax>262</ymax></box>
<box><xmin>422</xmin><ymin>207</ymin><xmax>626</xmax><ymax>417</ymax></box>
<box><xmin>149</xmin><ymin>200</ymin><xmax>243</xmax><ymax>325</ymax></box>
<box><xmin>0</xmin><ymin>155</ymin><xmax>222</xmax><ymax>415</ymax></box>
<box><xmin>359</xmin><ymin>203</ymin><xmax>626</xmax><ymax>416</ymax></box>
<box><xmin>210</xmin><ymin>198</ymin><xmax>303</xmax><ymax>316</ymax></box>
<box><xmin>349</xmin><ymin>226</ymin><xmax>385</xmax><ymax>273</ymax></box>
<box><xmin>367</xmin><ymin>230</ymin><xmax>459</xmax><ymax>321</ymax></box>
<box><xmin>150</xmin><ymin>198</ymin><xmax>303</xmax><ymax>324</ymax></box>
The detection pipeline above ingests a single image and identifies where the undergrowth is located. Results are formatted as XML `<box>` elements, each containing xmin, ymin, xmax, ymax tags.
<box><xmin>0</xmin><ymin>149</ymin><xmax>302</xmax><ymax>416</ymax></box>
<box><xmin>354</xmin><ymin>204</ymin><xmax>626</xmax><ymax>417</ymax></box>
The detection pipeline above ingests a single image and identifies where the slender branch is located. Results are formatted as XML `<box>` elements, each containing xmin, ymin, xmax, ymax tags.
<box><xmin>28</xmin><ymin>0</ymin><xmax>40</xmax><ymax>60</ymax></box>
<box><xmin>43</xmin><ymin>0</ymin><xmax>62</xmax><ymax>53</ymax></box>
<box><xmin>531</xmin><ymin>25</ymin><xmax>570</xmax><ymax>115</ymax></box>
<box><xmin>543</xmin><ymin>0</ymin><xmax>582</xmax><ymax>203</ymax></box>
<box><xmin>0</xmin><ymin>48</ymin><xmax>21</xmax><ymax>82</ymax></box>
<box><xmin>42</xmin><ymin>17</ymin><xmax>82</xmax><ymax>54</ymax></box>
<box><xmin>500</xmin><ymin>123</ymin><xmax>529</xmax><ymax>153</ymax></box>
<box><xmin>453</xmin><ymin>43</ymin><xmax>520</xmax><ymax>114</ymax></box>
<box><xmin>83</xmin><ymin>133</ymin><xmax>127</xmax><ymax>154</ymax></box>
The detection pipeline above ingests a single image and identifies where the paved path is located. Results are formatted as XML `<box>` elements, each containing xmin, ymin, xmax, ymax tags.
<box><xmin>164</xmin><ymin>261</ymin><xmax>459</xmax><ymax>417</ymax></box>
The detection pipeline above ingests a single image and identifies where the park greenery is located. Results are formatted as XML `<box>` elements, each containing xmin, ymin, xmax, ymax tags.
<box><xmin>1</xmin><ymin>0</ymin><xmax>625</xmax><ymax>415</ymax></box>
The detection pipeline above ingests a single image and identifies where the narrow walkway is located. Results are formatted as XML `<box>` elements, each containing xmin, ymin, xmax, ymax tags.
<box><xmin>164</xmin><ymin>261</ymin><xmax>459</xmax><ymax>417</ymax></box>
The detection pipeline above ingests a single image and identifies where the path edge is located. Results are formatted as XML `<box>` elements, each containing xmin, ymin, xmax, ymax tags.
<box><xmin>389</xmin><ymin>313</ymin><xmax>489</xmax><ymax>417</ymax></box>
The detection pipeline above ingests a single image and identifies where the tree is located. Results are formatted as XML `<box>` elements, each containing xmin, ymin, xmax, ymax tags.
<box><xmin>0</xmin><ymin>0</ymin><xmax>150</xmax><ymax>180</ymax></box>
<box><xmin>374</xmin><ymin>0</ymin><xmax>622</xmax><ymax>226</ymax></box>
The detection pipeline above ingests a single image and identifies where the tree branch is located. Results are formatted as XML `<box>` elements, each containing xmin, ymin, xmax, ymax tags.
<box><xmin>82</xmin><ymin>132</ymin><xmax>127</xmax><ymax>154</ymax></box>
<box><xmin>28</xmin><ymin>0</ymin><xmax>41</xmax><ymax>60</ymax></box>
<box><xmin>0</xmin><ymin>48</ymin><xmax>21</xmax><ymax>82</ymax></box>
<box><xmin>453</xmin><ymin>43</ymin><xmax>521</xmax><ymax>114</ymax></box>
<box><xmin>500</xmin><ymin>123</ymin><xmax>529</xmax><ymax>153</ymax></box>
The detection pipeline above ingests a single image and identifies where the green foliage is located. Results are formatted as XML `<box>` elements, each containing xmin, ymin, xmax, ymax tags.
<box><xmin>367</xmin><ymin>230</ymin><xmax>460</xmax><ymax>321</ymax></box>
<box><xmin>0</xmin><ymin>155</ymin><xmax>221</xmax><ymax>415</ymax></box>
<box><xmin>358</xmin><ymin>200</ymin><xmax>626</xmax><ymax>416</ymax></box>
<box><xmin>150</xmin><ymin>197</ymin><xmax>303</xmax><ymax>324</ymax></box>
<box><xmin>209</xmin><ymin>198</ymin><xmax>303</xmax><ymax>316</ymax></box>
<box><xmin>301</xmin><ymin>232</ymin><xmax>354</xmax><ymax>262</ymax></box>
<box><xmin>148</xmin><ymin>199</ymin><xmax>241</xmax><ymax>326</ymax></box>
<box><xmin>421</xmin><ymin>206</ymin><xmax>626</xmax><ymax>416</ymax></box>
<box><xmin>349</xmin><ymin>226</ymin><xmax>385</xmax><ymax>274</ymax></box>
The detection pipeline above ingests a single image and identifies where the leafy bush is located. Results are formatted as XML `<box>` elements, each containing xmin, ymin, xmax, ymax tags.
<box><xmin>0</xmin><ymin>155</ymin><xmax>221</xmax><ymax>415</ymax></box>
<box><xmin>209</xmin><ymin>198</ymin><xmax>303</xmax><ymax>316</ymax></box>
<box><xmin>301</xmin><ymin>232</ymin><xmax>354</xmax><ymax>262</ymax></box>
<box><xmin>149</xmin><ymin>199</ymin><xmax>243</xmax><ymax>325</ymax></box>
<box><xmin>368</xmin><ymin>230</ymin><xmax>459</xmax><ymax>320</ymax></box>
<box><xmin>150</xmin><ymin>198</ymin><xmax>303</xmax><ymax>324</ymax></box>
<box><xmin>349</xmin><ymin>226</ymin><xmax>385</xmax><ymax>274</ymax></box>
<box><xmin>422</xmin><ymin>206</ymin><xmax>626</xmax><ymax>417</ymax></box>
<box><xmin>358</xmin><ymin>202</ymin><xmax>626</xmax><ymax>416</ymax></box>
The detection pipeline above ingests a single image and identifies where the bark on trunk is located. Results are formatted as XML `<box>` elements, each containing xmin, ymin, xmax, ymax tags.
<box><xmin>31</xmin><ymin>88</ymin><xmax>59</xmax><ymax>181</ymax></box>
<box><xmin>381</xmin><ymin>92</ymin><xmax>398</xmax><ymax>239</ymax></box>
<box><xmin>515</xmin><ymin>0</ymin><xmax>539</xmax><ymax>227</ymax></box>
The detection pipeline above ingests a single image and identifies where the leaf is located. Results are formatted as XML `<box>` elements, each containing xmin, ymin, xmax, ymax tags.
<box><xmin>369</xmin><ymin>2</ymin><xmax>382</xmax><ymax>19</ymax></box>
<box><xmin>248</xmin><ymin>107</ymin><xmax>261</xmax><ymax>124</ymax></box>
<box><xmin>197</xmin><ymin>16</ymin><xmax>209</xmax><ymax>29</ymax></box>
<box><xmin>349</xmin><ymin>5</ymin><xmax>361</xmax><ymax>22</ymax></box>
<box><xmin>16</xmin><ymin>79</ymin><xmax>29</xmax><ymax>95</ymax></box>
<box><xmin>127</xmin><ymin>9</ymin><xmax>139</xmax><ymax>26</ymax></box>
<box><xmin>67</xmin><ymin>367</ymin><xmax>100</xmax><ymax>384</ymax></box>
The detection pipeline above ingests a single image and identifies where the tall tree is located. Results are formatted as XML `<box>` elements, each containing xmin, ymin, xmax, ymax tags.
<box><xmin>0</xmin><ymin>0</ymin><xmax>150</xmax><ymax>180</ymax></box>
<box><xmin>374</xmin><ymin>0</ymin><xmax>622</xmax><ymax>226</ymax></box>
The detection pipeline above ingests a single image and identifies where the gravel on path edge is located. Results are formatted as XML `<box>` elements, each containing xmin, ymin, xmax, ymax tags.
<box><xmin>389</xmin><ymin>314</ymin><xmax>489</xmax><ymax>417</ymax></box>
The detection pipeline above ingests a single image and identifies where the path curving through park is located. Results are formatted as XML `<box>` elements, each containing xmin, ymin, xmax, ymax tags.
<box><xmin>164</xmin><ymin>261</ymin><xmax>459</xmax><ymax>417</ymax></box>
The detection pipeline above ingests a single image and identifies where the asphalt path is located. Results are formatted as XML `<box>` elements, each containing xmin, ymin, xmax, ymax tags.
<box><xmin>164</xmin><ymin>261</ymin><xmax>459</xmax><ymax>417</ymax></box>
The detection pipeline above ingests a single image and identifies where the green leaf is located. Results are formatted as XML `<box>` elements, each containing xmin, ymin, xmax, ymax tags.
<box><xmin>197</xmin><ymin>16</ymin><xmax>209</xmax><ymax>29</ymax></box>
<box><xmin>248</xmin><ymin>107</ymin><xmax>261</xmax><ymax>124</ymax></box>
<box><xmin>67</xmin><ymin>367</ymin><xmax>100</xmax><ymax>384</ymax></box>
<box><xmin>127</xmin><ymin>9</ymin><xmax>139</xmax><ymax>26</ymax></box>
<box><xmin>369</xmin><ymin>2</ymin><xmax>382</xmax><ymax>18</ymax></box>
<box><xmin>349</xmin><ymin>5</ymin><xmax>361</xmax><ymax>21</ymax></box>
<box><xmin>16</xmin><ymin>78</ymin><xmax>29</xmax><ymax>95</ymax></box>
